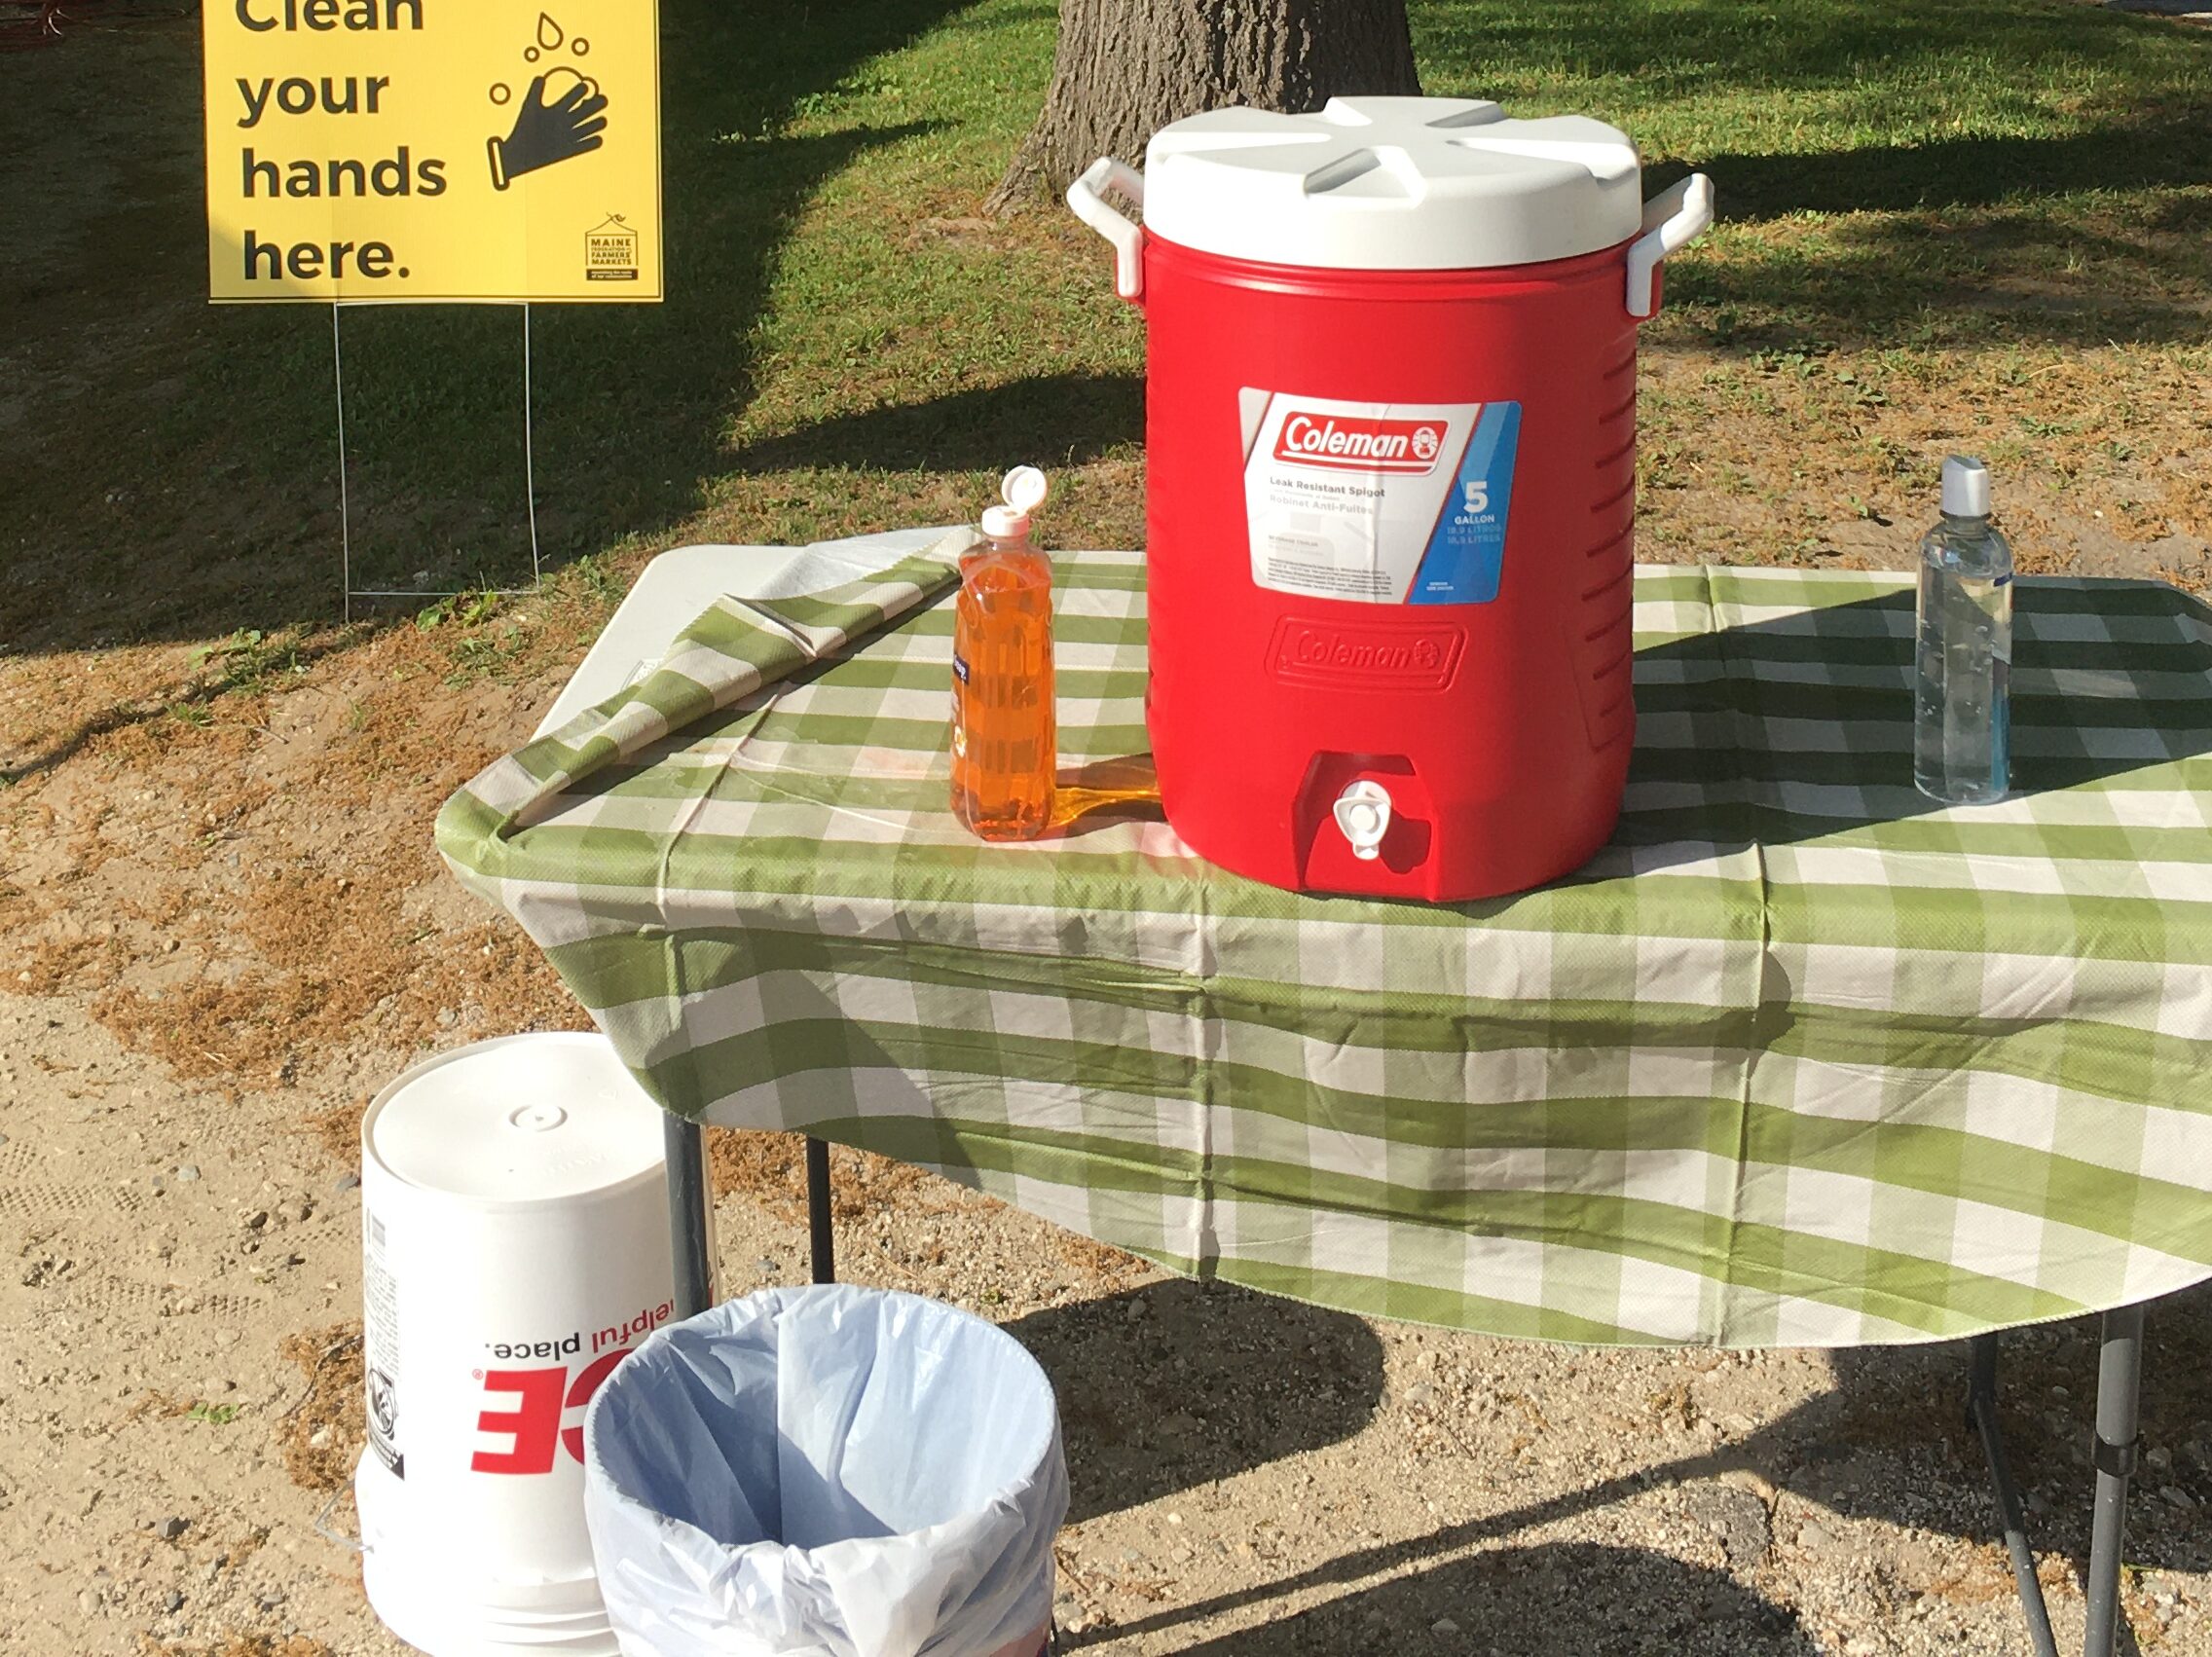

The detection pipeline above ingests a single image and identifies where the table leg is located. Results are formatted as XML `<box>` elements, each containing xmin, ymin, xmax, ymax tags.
<box><xmin>665</xmin><ymin>1117</ymin><xmax>715</xmax><ymax>1319</ymax></box>
<box><xmin>2083</xmin><ymin>1303</ymin><xmax>2146</xmax><ymax>1657</ymax></box>
<box><xmin>807</xmin><ymin>1135</ymin><xmax>836</xmax><ymax>1284</ymax></box>
<box><xmin>1970</xmin><ymin>1308</ymin><xmax>2151</xmax><ymax>1657</ymax></box>
<box><xmin>1969</xmin><ymin>1334</ymin><xmax>2061</xmax><ymax>1657</ymax></box>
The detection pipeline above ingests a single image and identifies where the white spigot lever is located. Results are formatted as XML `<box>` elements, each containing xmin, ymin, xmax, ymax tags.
<box><xmin>1067</xmin><ymin>157</ymin><xmax>1147</xmax><ymax>303</ymax></box>
<box><xmin>1624</xmin><ymin>172</ymin><xmax>1714</xmax><ymax>320</ymax></box>
<box><xmin>1333</xmin><ymin>780</ymin><xmax>1393</xmax><ymax>862</ymax></box>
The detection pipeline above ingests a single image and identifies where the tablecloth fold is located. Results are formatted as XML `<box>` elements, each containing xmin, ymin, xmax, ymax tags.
<box><xmin>440</xmin><ymin>538</ymin><xmax>970</xmax><ymax>851</ymax></box>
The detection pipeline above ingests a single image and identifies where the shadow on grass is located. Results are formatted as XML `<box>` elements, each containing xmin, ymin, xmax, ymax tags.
<box><xmin>298</xmin><ymin>118</ymin><xmax>944</xmax><ymax>595</ymax></box>
<box><xmin>726</xmin><ymin>371</ymin><xmax>1143</xmax><ymax>475</ymax></box>
<box><xmin>1649</xmin><ymin>116</ymin><xmax>2212</xmax><ymax>224</ymax></box>
<box><xmin>1415</xmin><ymin>0</ymin><xmax>2208</xmax><ymax>106</ymax></box>
<box><xmin>1639</xmin><ymin>113</ymin><xmax>2212</xmax><ymax>349</ymax></box>
<box><xmin>1417</xmin><ymin>0</ymin><xmax>2212</xmax><ymax>349</ymax></box>
<box><xmin>0</xmin><ymin>0</ymin><xmax>980</xmax><ymax>655</ymax></box>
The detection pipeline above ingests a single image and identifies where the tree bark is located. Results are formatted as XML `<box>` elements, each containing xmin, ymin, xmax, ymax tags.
<box><xmin>987</xmin><ymin>0</ymin><xmax>1421</xmax><ymax>213</ymax></box>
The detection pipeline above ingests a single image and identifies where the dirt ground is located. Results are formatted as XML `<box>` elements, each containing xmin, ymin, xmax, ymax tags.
<box><xmin>7</xmin><ymin>4</ymin><xmax>2212</xmax><ymax>1655</ymax></box>
<box><xmin>6</xmin><ymin>968</ymin><xmax>2212</xmax><ymax>1657</ymax></box>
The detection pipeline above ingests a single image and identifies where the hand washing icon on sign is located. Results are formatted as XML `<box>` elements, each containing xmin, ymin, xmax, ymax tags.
<box><xmin>487</xmin><ymin>13</ymin><xmax>606</xmax><ymax>189</ymax></box>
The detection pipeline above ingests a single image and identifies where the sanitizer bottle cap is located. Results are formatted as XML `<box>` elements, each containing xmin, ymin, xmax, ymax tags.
<box><xmin>1941</xmin><ymin>455</ymin><xmax>1992</xmax><ymax>518</ymax></box>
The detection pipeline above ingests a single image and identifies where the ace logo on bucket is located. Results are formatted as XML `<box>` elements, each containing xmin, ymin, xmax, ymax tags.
<box><xmin>469</xmin><ymin>1300</ymin><xmax>674</xmax><ymax>1473</ymax></box>
<box><xmin>470</xmin><ymin>1353</ymin><xmax>620</xmax><ymax>1474</ymax></box>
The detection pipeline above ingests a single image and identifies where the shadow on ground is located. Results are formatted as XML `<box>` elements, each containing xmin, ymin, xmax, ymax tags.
<box><xmin>1009</xmin><ymin>1278</ymin><xmax>1386</xmax><ymax>1528</ymax></box>
<box><xmin>1090</xmin><ymin>1287</ymin><xmax>2211</xmax><ymax>1653</ymax></box>
<box><xmin>1162</xmin><ymin>1542</ymin><xmax>1805</xmax><ymax>1657</ymax></box>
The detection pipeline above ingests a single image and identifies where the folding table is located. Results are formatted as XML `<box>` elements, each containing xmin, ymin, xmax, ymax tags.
<box><xmin>467</xmin><ymin>534</ymin><xmax>2212</xmax><ymax>1657</ymax></box>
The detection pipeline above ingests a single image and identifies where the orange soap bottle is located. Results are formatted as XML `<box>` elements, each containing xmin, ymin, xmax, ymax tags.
<box><xmin>951</xmin><ymin>467</ymin><xmax>1055</xmax><ymax>841</ymax></box>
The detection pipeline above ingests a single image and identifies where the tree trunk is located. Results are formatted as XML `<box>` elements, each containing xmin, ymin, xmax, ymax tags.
<box><xmin>987</xmin><ymin>0</ymin><xmax>1421</xmax><ymax>213</ymax></box>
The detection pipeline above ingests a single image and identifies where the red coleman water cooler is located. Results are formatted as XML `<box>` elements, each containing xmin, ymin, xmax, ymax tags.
<box><xmin>1069</xmin><ymin>97</ymin><xmax>1713</xmax><ymax>902</ymax></box>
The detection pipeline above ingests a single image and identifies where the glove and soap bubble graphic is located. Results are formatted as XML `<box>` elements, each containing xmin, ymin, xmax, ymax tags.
<box><xmin>487</xmin><ymin>13</ymin><xmax>607</xmax><ymax>190</ymax></box>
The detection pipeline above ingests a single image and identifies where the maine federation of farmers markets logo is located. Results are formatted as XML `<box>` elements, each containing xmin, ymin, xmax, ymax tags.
<box><xmin>584</xmin><ymin>212</ymin><xmax>640</xmax><ymax>280</ymax></box>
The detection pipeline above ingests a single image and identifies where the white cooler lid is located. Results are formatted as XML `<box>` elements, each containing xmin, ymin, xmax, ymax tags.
<box><xmin>1142</xmin><ymin>96</ymin><xmax>1643</xmax><ymax>272</ymax></box>
<box><xmin>365</xmin><ymin>1033</ymin><xmax>666</xmax><ymax>1207</ymax></box>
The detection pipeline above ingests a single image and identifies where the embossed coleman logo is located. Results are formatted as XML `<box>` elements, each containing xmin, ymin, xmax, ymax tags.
<box><xmin>1274</xmin><ymin>413</ymin><xmax>1449</xmax><ymax>474</ymax></box>
<box><xmin>1269</xmin><ymin>618</ymin><xmax>1464</xmax><ymax>688</ymax></box>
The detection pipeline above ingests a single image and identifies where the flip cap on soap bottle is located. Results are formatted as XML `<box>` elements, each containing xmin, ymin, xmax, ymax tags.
<box><xmin>1940</xmin><ymin>455</ymin><xmax>1992</xmax><ymax>518</ymax></box>
<box><xmin>982</xmin><ymin>466</ymin><xmax>1050</xmax><ymax>540</ymax></box>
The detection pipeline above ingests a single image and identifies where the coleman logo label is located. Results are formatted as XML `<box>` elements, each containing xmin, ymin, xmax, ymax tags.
<box><xmin>1269</xmin><ymin>617</ymin><xmax>1464</xmax><ymax>689</ymax></box>
<box><xmin>1274</xmin><ymin>412</ymin><xmax>1449</xmax><ymax>474</ymax></box>
<box><xmin>1241</xmin><ymin>388</ymin><xmax>1519</xmax><ymax>607</ymax></box>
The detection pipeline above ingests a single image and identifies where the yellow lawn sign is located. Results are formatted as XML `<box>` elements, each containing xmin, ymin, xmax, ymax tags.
<box><xmin>203</xmin><ymin>0</ymin><xmax>662</xmax><ymax>303</ymax></box>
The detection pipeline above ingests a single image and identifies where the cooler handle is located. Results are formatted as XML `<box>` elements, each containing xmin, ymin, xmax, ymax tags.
<box><xmin>1068</xmin><ymin>157</ymin><xmax>1146</xmax><ymax>304</ymax></box>
<box><xmin>1625</xmin><ymin>172</ymin><xmax>1714</xmax><ymax>320</ymax></box>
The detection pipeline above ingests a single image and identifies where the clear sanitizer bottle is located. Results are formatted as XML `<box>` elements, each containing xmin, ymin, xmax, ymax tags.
<box><xmin>1914</xmin><ymin>455</ymin><xmax>2012</xmax><ymax>804</ymax></box>
<box><xmin>951</xmin><ymin>467</ymin><xmax>1056</xmax><ymax>841</ymax></box>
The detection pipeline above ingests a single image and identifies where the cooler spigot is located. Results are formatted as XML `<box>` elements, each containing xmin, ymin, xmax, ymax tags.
<box><xmin>1333</xmin><ymin>780</ymin><xmax>1393</xmax><ymax>861</ymax></box>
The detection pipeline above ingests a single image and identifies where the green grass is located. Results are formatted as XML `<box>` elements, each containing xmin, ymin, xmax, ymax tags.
<box><xmin>1416</xmin><ymin>1</ymin><xmax>2212</xmax><ymax>377</ymax></box>
<box><xmin>2</xmin><ymin>0</ymin><xmax>2207</xmax><ymax>654</ymax></box>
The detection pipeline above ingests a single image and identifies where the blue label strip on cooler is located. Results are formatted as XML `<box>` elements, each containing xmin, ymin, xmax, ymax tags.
<box><xmin>1407</xmin><ymin>401</ymin><xmax>1521</xmax><ymax>606</ymax></box>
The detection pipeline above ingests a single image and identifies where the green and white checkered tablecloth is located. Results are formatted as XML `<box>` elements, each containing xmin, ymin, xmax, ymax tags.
<box><xmin>439</xmin><ymin>540</ymin><xmax>2212</xmax><ymax>1348</ymax></box>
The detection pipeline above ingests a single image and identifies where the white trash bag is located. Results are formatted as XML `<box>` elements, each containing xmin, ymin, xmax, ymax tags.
<box><xmin>583</xmin><ymin>1285</ymin><xmax>1067</xmax><ymax>1657</ymax></box>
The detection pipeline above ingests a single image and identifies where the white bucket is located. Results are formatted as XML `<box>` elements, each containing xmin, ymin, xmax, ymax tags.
<box><xmin>355</xmin><ymin>1033</ymin><xmax>681</xmax><ymax>1657</ymax></box>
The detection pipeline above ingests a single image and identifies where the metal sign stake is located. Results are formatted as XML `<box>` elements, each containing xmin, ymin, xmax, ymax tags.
<box><xmin>333</xmin><ymin>299</ymin><xmax>544</xmax><ymax>621</ymax></box>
